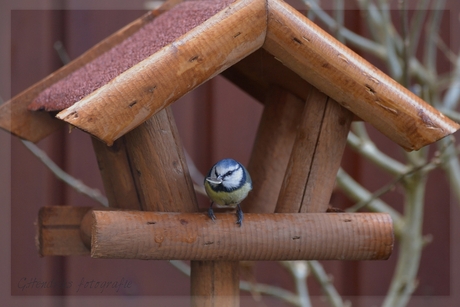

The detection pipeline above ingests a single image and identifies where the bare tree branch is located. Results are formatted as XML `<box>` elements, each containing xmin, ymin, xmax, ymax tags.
<box><xmin>21</xmin><ymin>140</ymin><xmax>109</xmax><ymax>206</ymax></box>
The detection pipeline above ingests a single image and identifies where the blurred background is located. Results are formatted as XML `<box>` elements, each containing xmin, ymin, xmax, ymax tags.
<box><xmin>1</xmin><ymin>0</ymin><xmax>460</xmax><ymax>306</ymax></box>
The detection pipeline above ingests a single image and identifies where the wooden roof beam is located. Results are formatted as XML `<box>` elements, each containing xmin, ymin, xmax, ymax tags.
<box><xmin>263</xmin><ymin>0</ymin><xmax>459</xmax><ymax>150</ymax></box>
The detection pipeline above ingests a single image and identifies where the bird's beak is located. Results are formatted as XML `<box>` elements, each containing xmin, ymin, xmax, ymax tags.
<box><xmin>206</xmin><ymin>177</ymin><xmax>222</xmax><ymax>184</ymax></box>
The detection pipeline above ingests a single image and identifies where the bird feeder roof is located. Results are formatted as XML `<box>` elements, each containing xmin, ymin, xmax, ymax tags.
<box><xmin>0</xmin><ymin>0</ymin><xmax>458</xmax><ymax>150</ymax></box>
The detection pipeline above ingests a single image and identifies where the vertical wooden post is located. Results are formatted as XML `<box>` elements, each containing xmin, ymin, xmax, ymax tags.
<box><xmin>245</xmin><ymin>86</ymin><xmax>306</xmax><ymax>213</ymax></box>
<box><xmin>276</xmin><ymin>87</ymin><xmax>353</xmax><ymax>213</ymax></box>
<box><xmin>191</xmin><ymin>261</ymin><xmax>239</xmax><ymax>307</ymax></box>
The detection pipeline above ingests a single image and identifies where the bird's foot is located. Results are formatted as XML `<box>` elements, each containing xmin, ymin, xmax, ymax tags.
<box><xmin>236</xmin><ymin>204</ymin><xmax>243</xmax><ymax>227</ymax></box>
<box><xmin>208</xmin><ymin>207</ymin><xmax>216</xmax><ymax>221</ymax></box>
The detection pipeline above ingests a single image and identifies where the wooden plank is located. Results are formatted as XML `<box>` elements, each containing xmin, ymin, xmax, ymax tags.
<box><xmin>263</xmin><ymin>0</ymin><xmax>459</xmax><ymax>151</ymax></box>
<box><xmin>0</xmin><ymin>2</ymin><xmax>178</xmax><ymax>142</ymax></box>
<box><xmin>91</xmin><ymin>210</ymin><xmax>394</xmax><ymax>261</ymax></box>
<box><xmin>245</xmin><ymin>87</ymin><xmax>305</xmax><ymax>213</ymax></box>
<box><xmin>37</xmin><ymin>206</ymin><xmax>92</xmax><ymax>256</ymax></box>
<box><xmin>56</xmin><ymin>0</ymin><xmax>267</xmax><ymax>146</ymax></box>
<box><xmin>276</xmin><ymin>88</ymin><xmax>353</xmax><ymax>213</ymax></box>
<box><xmin>191</xmin><ymin>261</ymin><xmax>239</xmax><ymax>307</ymax></box>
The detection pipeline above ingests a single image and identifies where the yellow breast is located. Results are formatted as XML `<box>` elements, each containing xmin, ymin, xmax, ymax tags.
<box><xmin>204</xmin><ymin>181</ymin><xmax>252</xmax><ymax>208</ymax></box>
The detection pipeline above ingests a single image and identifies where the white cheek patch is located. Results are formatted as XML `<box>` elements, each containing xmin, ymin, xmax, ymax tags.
<box><xmin>222</xmin><ymin>167</ymin><xmax>243</xmax><ymax>189</ymax></box>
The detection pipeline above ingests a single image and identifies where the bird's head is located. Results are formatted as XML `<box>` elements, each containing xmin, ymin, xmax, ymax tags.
<box><xmin>205</xmin><ymin>158</ymin><xmax>244</xmax><ymax>191</ymax></box>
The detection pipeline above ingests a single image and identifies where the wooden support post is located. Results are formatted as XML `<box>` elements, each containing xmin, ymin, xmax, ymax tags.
<box><xmin>191</xmin><ymin>261</ymin><xmax>239</xmax><ymax>307</ymax></box>
<box><xmin>90</xmin><ymin>211</ymin><xmax>394</xmax><ymax>261</ymax></box>
<box><xmin>122</xmin><ymin>107</ymin><xmax>198</xmax><ymax>212</ymax></box>
<box><xmin>276</xmin><ymin>87</ymin><xmax>353</xmax><ymax>213</ymax></box>
<box><xmin>92</xmin><ymin>138</ymin><xmax>141</xmax><ymax>210</ymax></box>
<box><xmin>245</xmin><ymin>87</ymin><xmax>305</xmax><ymax>213</ymax></box>
<box><xmin>92</xmin><ymin>107</ymin><xmax>197</xmax><ymax>212</ymax></box>
<box><xmin>92</xmin><ymin>105</ymin><xmax>238</xmax><ymax>305</ymax></box>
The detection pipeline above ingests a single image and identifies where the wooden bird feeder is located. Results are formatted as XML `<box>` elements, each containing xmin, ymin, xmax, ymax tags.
<box><xmin>2</xmin><ymin>0</ymin><xmax>459</xmax><ymax>305</ymax></box>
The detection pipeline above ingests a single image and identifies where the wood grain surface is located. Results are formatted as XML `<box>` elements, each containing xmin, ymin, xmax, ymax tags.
<box><xmin>56</xmin><ymin>0</ymin><xmax>267</xmax><ymax>145</ymax></box>
<box><xmin>0</xmin><ymin>4</ymin><xmax>173</xmax><ymax>142</ymax></box>
<box><xmin>276</xmin><ymin>88</ymin><xmax>353</xmax><ymax>213</ymax></box>
<box><xmin>245</xmin><ymin>87</ymin><xmax>305</xmax><ymax>213</ymax></box>
<box><xmin>263</xmin><ymin>0</ymin><xmax>459</xmax><ymax>150</ymax></box>
<box><xmin>91</xmin><ymin>210</ymin><xmax>394</xmax><ymax>261</ymax></box>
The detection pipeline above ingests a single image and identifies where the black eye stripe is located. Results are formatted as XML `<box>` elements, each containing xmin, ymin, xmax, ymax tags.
<box><xmin>223</xmin><ymin>165</ymin><xmax>241</xmax><ymax>178</ymax></box>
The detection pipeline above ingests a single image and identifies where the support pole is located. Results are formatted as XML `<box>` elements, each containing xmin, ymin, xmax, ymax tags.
<box><xmin>245</xmin><ymin>86</ymin><xmax>306</xmax><ymax>213</ymax></box>
<box><xmin>191</xmin><ymin>261</ymin><xmax>239</xmax><ymax>307</ymax></box>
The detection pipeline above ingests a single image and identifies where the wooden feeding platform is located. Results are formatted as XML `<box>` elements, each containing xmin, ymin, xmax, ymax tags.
<box><xmin>2</xmin><ymin>0</ymin><xmax>459</xmax><ymax>305</ymax></box>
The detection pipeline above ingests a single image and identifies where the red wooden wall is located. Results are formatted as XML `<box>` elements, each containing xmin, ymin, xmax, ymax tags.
<box><xmin>1</xmin><ymin>0</ymin><xmax>460</xmax><ymax>306</ymax></box>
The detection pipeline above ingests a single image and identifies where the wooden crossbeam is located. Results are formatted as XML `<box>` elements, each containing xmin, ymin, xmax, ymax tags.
<box><xmin>37</xmin><ymin>206</ymin><xmax>92</xmax><ymax>256</ymax></box>
<box><xmin>37</xmin><ymin>207</ymin><xmax>394</xmax><ymax>261</ymax></box>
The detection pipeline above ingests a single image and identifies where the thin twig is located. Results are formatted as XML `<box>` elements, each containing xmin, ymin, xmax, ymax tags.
<box><xmin>53</xmin><ymin>41</ymin><xmax>71</xmax><ymax>65</ymax></box>
<box><xmin>346</xmin><ymin>142</ymin><xmax>449</xmax><ymax>213</ymax></box>
<box><xmin>382</xmin><ymin>152</ymin><xmax>427</xmax><ymax>307</ymax></box>
<box><xmin>304</xmin><ymin>0</ymin><xmax>387</xmax><ymax>58</ymax></box>
<box><xmin>348</xmin><ymin>126</ymin><xmax>407</xmax><ymax>176</ymax></box>
<box><xmin>434</xmin><ymin>33</ymin><xmax>458</xmax><ymax>65</ymax></box>
<box><xmin>378</xmin><ymin>0</ymin><xmax>402</xmax><ymax>79</ymax></box>
<box><xmin>21</xmin><ymin>140</ymin><xmax>109</xmax><ymax>206</ymax></box>
<box><xmin>400</xmin><ymin>0</ymin><xmax>410</xmax><ymax>87</ymax></box>
<box><xmin>439</xmin><ymin>136</ymin><xmax>460</xmax><ymax>204</ymax></box>
<box><xmin>308</xmin><ymin>261</ymin><xmax>349</xmax><ymax>307</ymax></box>
<box><xmin>281</xmin><ymin>261</ymin><xmax>312</xmax><ymax>307</ymax></box>
<box><xmin>333</xmin><ymin>0</ymin><xmax>344</xmax><ymax>43</ymax></box>
<box><xmin>408</xmin><ymin>0</ymin><xmax>430</xmax><ymax>59</ymax></box>
<box><xmin>336</xmin><ymin>168</ymin><xmax>403</xmax><ymax>235</ymax></box>
<box><xmin>423</xmin><ymin>0</ymin><xmax>446</xmax><ymax>76</ymax></box>
<box><xmin>183</xmin><ymin>150</ymin><xmax>207</xmax><ymax>196</ymax></box>
<box><xmin>442</xmin><ymin>54</ymin><xmax>460</xmax><ymax>110</ymax></box>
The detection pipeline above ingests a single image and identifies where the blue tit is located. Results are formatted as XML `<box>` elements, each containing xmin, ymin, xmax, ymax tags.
<box><xmin>204</xmin><ymin>158</ymin><xmax>252</xmax><ymax>226</ymax></box>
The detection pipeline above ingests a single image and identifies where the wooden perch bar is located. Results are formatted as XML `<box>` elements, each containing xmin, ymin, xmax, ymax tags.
<box><xmin>56</xmin><ymin>0</ymin><xmax>267</xmax><ymax>145</ymax></box>
<box><xmin>263</xmin><ymin>0</ymin><xmax>459</xmax><ymax>151</ymax></box>
<box><xmin>91</xmin><ymin>211</ymin><xmax>394</xmax><ymax>261</ymax></box>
